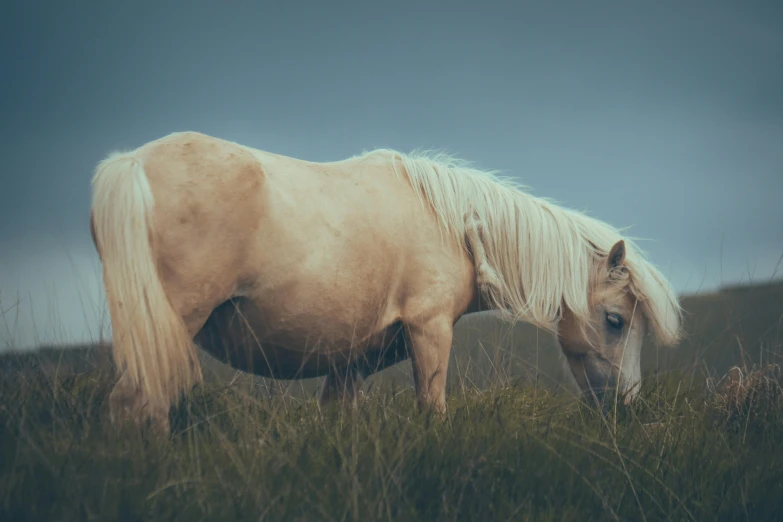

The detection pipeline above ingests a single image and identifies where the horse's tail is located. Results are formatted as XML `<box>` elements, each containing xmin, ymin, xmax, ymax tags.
<box><xmin>91</xmin><ymin>152</ymin><xmax>202</xmax><ymax>408</ymax></box>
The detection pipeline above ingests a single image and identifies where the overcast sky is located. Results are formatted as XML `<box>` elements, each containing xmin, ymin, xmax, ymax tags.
<box><xmin>1</xmin><ymin>0</ymin><xmax>781</xmax><ymax>350</ymax></box>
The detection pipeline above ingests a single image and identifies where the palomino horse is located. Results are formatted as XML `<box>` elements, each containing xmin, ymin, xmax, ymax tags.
<box><xmin>90</xmin><ymin>131</ymin><xmax>682</xmax><ymax>432</ymax></box>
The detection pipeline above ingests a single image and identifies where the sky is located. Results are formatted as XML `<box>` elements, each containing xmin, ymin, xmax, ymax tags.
<box><xmin>1</xmin><ymin>0</ymin><xmax>781</xmax><ymax>350</ymax></box>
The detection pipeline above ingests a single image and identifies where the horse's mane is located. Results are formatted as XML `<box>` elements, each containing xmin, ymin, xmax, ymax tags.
<box><xmin>360</xmin><ymin>148</ymin><xmax>682</xmax><ymax>346</ymax></box>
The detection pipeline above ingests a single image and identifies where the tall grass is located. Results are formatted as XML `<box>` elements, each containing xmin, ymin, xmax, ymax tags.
<box><xmin>2</xmin><ymin>357</ymin><xmax>782</xmax><ymax>520</ymax></box>
<box><xmin>1</xmin><ymin>281</ymin><xmax>782</xmax><ymax>521</ymax></box>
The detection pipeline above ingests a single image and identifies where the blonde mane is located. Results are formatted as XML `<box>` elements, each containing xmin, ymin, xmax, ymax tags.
<box><xmin>363</xmin><ymin>148</ymin><xmax>682</xmax><ymax>346</ymax></box>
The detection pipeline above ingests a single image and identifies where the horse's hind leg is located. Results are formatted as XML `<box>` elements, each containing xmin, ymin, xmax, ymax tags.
<box><xmin>109</xmin><ymin>373</ymin><xmax>171</xmax><ymax>435</ymax></box>
<box><xmin>319</xmin><ymin>366</ymin><xmax>362</xmax><ymax>407</ymax></box>
<box><xmin>108</xmin><ymin>293</ymin><xmax>223</xmax><ymax>435</ymax></box>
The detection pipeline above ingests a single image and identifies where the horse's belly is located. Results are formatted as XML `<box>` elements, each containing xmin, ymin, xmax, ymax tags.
<box><xmin>194</xmin><ymin>295</ymin><xmax>403</xmax><ymax>379</ymax></box>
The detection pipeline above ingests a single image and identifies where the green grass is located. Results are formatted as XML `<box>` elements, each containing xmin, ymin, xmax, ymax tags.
<box><xmin>1</xmin><ymin>281</ymin><xmax>782</xmax><ymax>521</ymax></box>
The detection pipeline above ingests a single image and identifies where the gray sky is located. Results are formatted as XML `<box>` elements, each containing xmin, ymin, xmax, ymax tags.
<box><xmin>1</xmin><ymin>0</ymin><xmax>781</xmax><ymax>349</ymax></box>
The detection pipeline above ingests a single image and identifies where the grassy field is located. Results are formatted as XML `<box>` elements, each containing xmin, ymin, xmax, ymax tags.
<box><xmin>1</xmin><ymin>281</ymin><xmax>782</xmax><ymax>521</ymax></box>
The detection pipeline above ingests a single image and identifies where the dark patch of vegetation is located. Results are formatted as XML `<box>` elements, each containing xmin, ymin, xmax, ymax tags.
<box><xmin>1</xmin><ymin>282</ymin><xmax>782</xmax><ymax>521</ymax></box>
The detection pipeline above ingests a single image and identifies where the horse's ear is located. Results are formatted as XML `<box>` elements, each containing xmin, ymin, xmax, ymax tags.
<box><xmin>607</xmin><ymin>240</ymin><xmax>626</xmax><ymax>269</ymax></box>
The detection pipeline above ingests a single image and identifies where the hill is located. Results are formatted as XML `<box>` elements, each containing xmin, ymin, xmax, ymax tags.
<box><xmin>3</xmin><ymin>280</ymin><xmax>782</xmax><ymax>397</ymax></box>
<box><xmin>1</xmin><ymin>280</ymin><xmax>782</xmax><ymax>520</ymax></box>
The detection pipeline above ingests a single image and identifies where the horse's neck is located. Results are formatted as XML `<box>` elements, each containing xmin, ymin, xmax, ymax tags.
<box><xmin>463</xmin><ymin>282</ymin><xmax>498</xmax><ymax>316</ymax></box>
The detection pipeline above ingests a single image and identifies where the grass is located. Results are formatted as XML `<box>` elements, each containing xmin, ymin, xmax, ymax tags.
<box><xmin>1</xmin><ymin>281</ymin><xmax>783</xmax><ymax>521</ymax></box>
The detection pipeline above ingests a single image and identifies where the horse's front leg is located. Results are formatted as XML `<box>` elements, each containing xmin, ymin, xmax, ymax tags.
<box><xmin>405</xmin><ymin>317</ymin><xmax>454</xmax><ymax>414</ymax></box>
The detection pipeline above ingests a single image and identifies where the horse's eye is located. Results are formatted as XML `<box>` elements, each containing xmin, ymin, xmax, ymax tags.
<box><xmin>606</xmin><ymin>312</ymin><xmax>624</xmax><ymax>330</ymax></box>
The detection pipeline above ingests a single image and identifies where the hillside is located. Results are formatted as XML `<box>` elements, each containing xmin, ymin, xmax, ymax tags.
<box><xmin>3</xmin><ymin>280</ymin><xmax>781</xmax><ymax>397</ymax></box>
<box><xmin>2</xmin><ymin>280</ymin><xmax>782</xmax><ymax>521</ymax></box>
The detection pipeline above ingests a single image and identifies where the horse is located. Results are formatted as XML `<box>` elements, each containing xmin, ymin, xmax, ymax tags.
<box><xmin>90</xmin><ymin>131</ymin><xmax>682</xmax><ymax>433</ymax></box>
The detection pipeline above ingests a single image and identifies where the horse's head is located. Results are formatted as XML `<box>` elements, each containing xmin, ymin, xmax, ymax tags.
<box><xmin>556</xmin><ymin>239</ymin><xmax>653</xmax><ymax>406</ymax></box>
